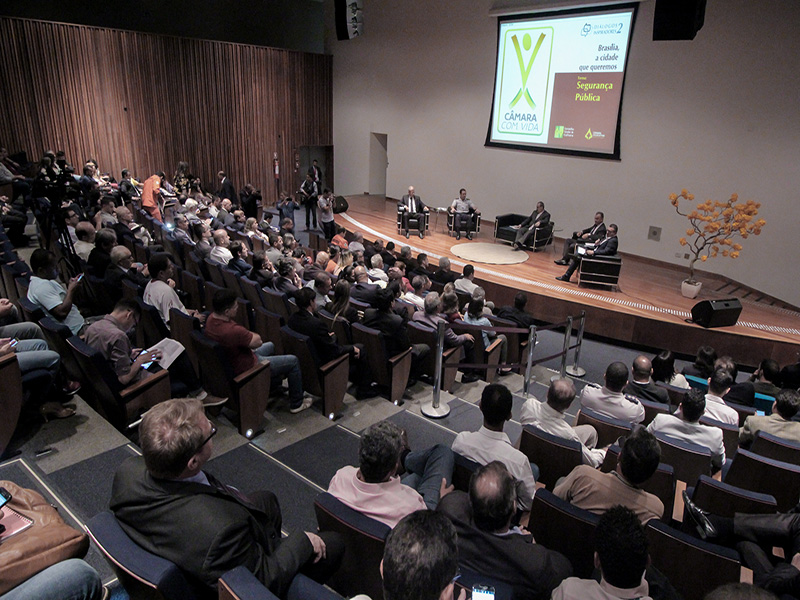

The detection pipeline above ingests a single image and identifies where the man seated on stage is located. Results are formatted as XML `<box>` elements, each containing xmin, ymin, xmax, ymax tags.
<box><xmin>739</xmin><ymin>389</ymin><xmax>800</xmax><ymax>448</ymax></box>
<box><xmin>512</xmin><ymin>201</ymin><xmax>550</xmax><ymax>250</ymax></box>
<box><xmin>623</xmin><ymin>355</ymin><xmax>670</xmax><ymax>405</ymax></box>
<box><xmin>520</xmin><ymin>378</ymin><xmax>607</xmax><ymax>468</ymax></box>
<box><xmin>449</xmin><ymin>188</ymin><xmax>479</xmax><ymax>241</ymax></box>
<box><xmin>555</xmin><ymin>211</ymin><xmax>606</xmax><ymax>266</ymax></box>
<box><xmin>110</xmin><ymin>398</ymin><xmax>343</xmax><ymax>597</ymax></box>
<box><xmin>327</xmin><ymin>420</ymin><xmax>454</xmax><ymax>528</ymax></box>
<box><xmin>646</xmin><ymin>388</ymin><xmax>726</xmax><ymax>471</ymax></box>
<box><xmin>553</xmin><ymin>425</ymin><xmax>665</xmax><ymax>524</ymax></box>
<box><xmin>398</xmin><ymin>185</ymin><xmax>428</xmax><ymax>239</ymax></box>
<box><xmin>580</xmin><ymin>361</ymin><xmax>646</xmax><ymax>424</ymax></box>
<box><xmin>556</xmin><ymin>224</ymin><xmax>618</xmax><ymax>283</ymax></box>
<box><xmin>437</xmin><ymin>461</ymin><xmax>572</xmax><ymax>600</ymax></box>
<box><xmin>452</xmin><ymin>383</ymin><xmax>538</xmax><ymax>511</ymax></box>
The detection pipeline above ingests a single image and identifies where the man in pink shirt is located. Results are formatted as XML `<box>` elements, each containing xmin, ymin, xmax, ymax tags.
<box><xmin>327</xmin><ymin>421</ymin><xmax>454</xmax><ymax>528</ymax></box>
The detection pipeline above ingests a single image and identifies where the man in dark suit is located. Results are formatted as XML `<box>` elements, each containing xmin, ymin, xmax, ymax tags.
<box><xmin>308</xmin><ymin>160</ymin><xmax>323</xmax><ymax>190</ymax></box>
<box><xmin>556</xmin><ymin>224</ymin><xmax>618</xmax><ymax>282</ymax></box>
<box><xmin>431</xmin><ymin>257</ymin><xmax>459</xmax><ymax>285</ymax></box>
<box><xmin>350</xmin><ymin>266</ymin><xmax>380</xmax><ymax>306</ymax></box>
<box><xmin>624</xmin><ymin>355</ymin><xmax>670</xmax><ymax>405</ymax></box>
<box><xmin>110</xmin><ymin>398</ymin><xmax>343</xmax><ymax>597</ymax></box>
<box><xmin>398</xmin><ymin>185</ymin><xmax>429</xmax><ymax>239</ymax></box>
<box><xmin>495</xmin><ymin>292</ymin><xmax>537</xmax><ymax>329</ymax></box>
<box><xmin>217</xmin><ymin>170</ymin><xmax>236</xmax><ymax>204</ymax></box>
<box><xmin>437</xmin><ymin>461</ymin><xmax>572</xmax><ymax>599</ymax></box>
<box><xmin>555</xmin><ymin>211</ymin><xmax>606</xmax><ymax>265</ymax></box>
<box><xmin>512</xmin><ymin>201</ymin><xmax>550</xmax><ymax>250</ymax></box>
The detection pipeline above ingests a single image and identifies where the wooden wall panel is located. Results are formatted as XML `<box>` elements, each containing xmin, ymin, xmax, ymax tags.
<box><xmin>0</xmin><ymin>17</ymin><xmax>332</xmax><ymax>204</ymax></box>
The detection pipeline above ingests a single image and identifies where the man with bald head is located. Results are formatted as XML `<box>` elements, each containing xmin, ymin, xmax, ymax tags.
<box><xmin>73</xmin><ymin>221</ymin><xmax>96</xmax><ymax>261</ymax></box>
<box><xmin>581</xmin><ymin>361</ymin><xmax>646</xmax><ymax>424</ymax></box>
<box><xmin>398</xmin><ymin>185</ymin><xmax>428</xmax><ymax>239</ymax></box>
<box><xmin>350</xmin><ymin>265</ymin><xmax>380</xmax><ymax>306</ymax></box>
<box><xmin>437</xmin><ymin>461</ymin><xmax>572</xmax><ymax>599</ymax></box>
<box><xmin>623</xmin><ymin>355</ymin><xmax>670</xmax><ymax>405</ymax></box>
<box><xmin>209</xmin><ymin>229</ymin><xmax>233</xmax><ymax>265</ymax></box>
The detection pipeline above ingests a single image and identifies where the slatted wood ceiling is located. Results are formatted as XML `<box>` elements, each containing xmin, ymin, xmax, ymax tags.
<box><xmin>0</xmin><ymin>17</ymin><xmax>332</xmax><ymax>203</ymax></box>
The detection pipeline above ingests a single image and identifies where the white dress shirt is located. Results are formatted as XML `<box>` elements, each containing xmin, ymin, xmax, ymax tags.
<box><xmin>579</xmin><ymin>384</ymin><xmax>645</xmax><ymax>424</ymax></box>
<box><xmin>703</xmin><ymin>393</ymin><xmax>739</xmax><ymax>426</ymax></box>
<box><xmin>646</xmin><ymin>413</ymin><xmax>725</xmax><ymax>469</ymax></box>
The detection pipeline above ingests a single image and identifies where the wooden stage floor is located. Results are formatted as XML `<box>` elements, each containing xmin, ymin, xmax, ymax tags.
<box><xmin>333</xmin><ymin>195</ymin><xmax>800</xmax><ymax>367</ymax></box>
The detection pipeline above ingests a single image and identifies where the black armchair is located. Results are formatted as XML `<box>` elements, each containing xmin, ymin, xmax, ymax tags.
<box><xmin>494</xmin><ymin>214</ymin><xmax>554</xmax><ymax>251</ymax></box>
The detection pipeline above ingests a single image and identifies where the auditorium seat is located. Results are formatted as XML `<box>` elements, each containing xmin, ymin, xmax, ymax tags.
<box><xmin>493</xmin><ymin>214</ymin><xmax>554</xmax><ymax>251</ymax></box>
<box><xmin>351</xmin><ymin>322</ymin><xmax>412</xmax><ymax>406</ymax></box>
<box><xmin>407</xmin><ymin>321</ymin><xmax>460</xmax><ymax>392</ymax></box>
<box><xmin>749</xmin><ymin>430</ymin><xmax>800</xmax><ymax>465</ymax></box>
<box><xmin>0</xmin><ymin>354</ymin><xmax>26</xmax><ymax>459</ymax></box>
<box><xmin>688</xmin><ymin>474</ymin><xmax>777</xmax><ymax>519</ymax></box>
<box><xmin>652</xmin><ymin>431</ymin><xmax>711</xmax><ymax>488</ymax></box>
<box><xmin>577</xmin><ymin>254</ymin><xmax>622</xmax><ymax>290</ymax></box>
<box><xmin>699</xmin><ymin>415</ymin><xmax>739</xmax><ymax>460</ymax></box>
<box><xmin>724</xmin><ymin>448</ymin><xmax>800</xmax><ymax>512</ymax></box>
<box><xmin>254</xmin><ymin>307</ymin><xmax>286</xmax><ymax>355</ymax></box>
<box><xmin>518</xmin><ymin>425</ymin><xmax>582</xmax><ymax>489</ymax></box>
<box><xmin>446</xmin><ymin>210</ymin><xmax>481</xmax><ymax>238</ymax></box>
<box><xmin>452</xmin><ymin>452</ymin><xmax>481</xmax><ymax>492</ymax></box>
<box><xmin>574</xmin><ymin>407</ymin><xmax>632</xmax><ymax>448</ymax></box>
<box><xmin>218</xmin><ymin>566</ymin><xmax>344</xmax><ymax>600</ymax></box>
<box><xmin>451</xmin><ymin>320</ymin><xmax>503</xmax><ymax>383</ymax></box>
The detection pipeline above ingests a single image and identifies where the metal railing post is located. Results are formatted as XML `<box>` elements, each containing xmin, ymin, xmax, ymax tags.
<box><xmin>566</xmin><ymin>310</ymin><xmax>587</xmax><ymax>377</ymax></box>
<box><xmin>522</xmin><ymin>324</ymin><xmax>537</xmax><ymax>397</ymax></box>
<box><xmin>422</xmin><ymin>320</ymin><xmax>451</xmax><ymax>418</ymax></box>
<box><xmin>551</xmin><ymin>316</ymin><xmax>573</xmax><ymax>382</ymax></box>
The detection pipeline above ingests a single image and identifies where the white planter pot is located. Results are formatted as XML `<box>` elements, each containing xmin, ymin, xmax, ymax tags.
<box><xmin>681</xmin><ymin>280</ymin><xmax>702</xmax><ymax>299</ymax></box>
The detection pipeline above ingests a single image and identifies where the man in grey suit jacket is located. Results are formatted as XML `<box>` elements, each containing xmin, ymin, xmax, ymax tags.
<box><xmin>512</xmin><ymin>201</ymin><xmax>551</xmax><ymax>249</ymax></box>
<box><xmin>398</xmin><ymin>185</ymin><xmax>429</xmax><ymax>239</ymax></box>
<box><xmin>739</xmin><ymin>389</ymin><xmax>800</xmax><ymax>447</ymax></box>
<box><xmin>110</xmin><ymin>398</ymin><xmax>343</xmax><ymax>596</ymax></box>
<box><xmin>557</xmin><ymin>224</ymin><xmax>619</xmax><ymax>282</ymax></box>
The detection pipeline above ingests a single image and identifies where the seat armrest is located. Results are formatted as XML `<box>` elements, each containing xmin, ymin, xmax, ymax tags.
<box><xmin>495</xmin><ymin>213</ymin><xmax>524</xmax><ymax>227</ymax></box>
<box><xmin>120</xmin><ymin>369</ymin><xmax>170</xmax><ymax>400</ymax></box>
<box><xmin>233</xmin><ymin>360</ymin><xmax>270</xmax><ymax>386</ymax></box>
<box><xmin>387</xmin><ymin>347</ymin><xmax>412</xmax><ymax>367</ymax></box>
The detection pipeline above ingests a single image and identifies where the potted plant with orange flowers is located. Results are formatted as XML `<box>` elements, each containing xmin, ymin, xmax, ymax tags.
<box><xmin>671</xmin><ymin>189</ymin><xmax>766</xmax><ymax>299</ymax></box>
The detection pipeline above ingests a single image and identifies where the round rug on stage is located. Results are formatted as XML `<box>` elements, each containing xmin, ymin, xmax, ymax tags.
<box><xmin>450</xmin><ymin>242</ymin><xmax>529</xmax><ymax>265</ymax></box>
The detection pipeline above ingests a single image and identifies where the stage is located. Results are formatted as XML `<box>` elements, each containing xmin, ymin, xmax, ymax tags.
<box><xmin>333</xmin><ymin>195</ymin><xmax>800</xmax><ymax>367</ymax></box>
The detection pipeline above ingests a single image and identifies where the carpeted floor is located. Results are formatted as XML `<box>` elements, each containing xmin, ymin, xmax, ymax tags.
<box><xmin>450</xmin><ymin>241</ymin><xmax>530</xmax><ymax>265</ymax></box>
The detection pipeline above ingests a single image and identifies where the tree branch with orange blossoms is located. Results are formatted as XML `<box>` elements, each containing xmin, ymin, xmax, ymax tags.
<box><xmin>671</xmin><ymin>189</ymin><xmax>766</xmax><ymax>284</ymax></box>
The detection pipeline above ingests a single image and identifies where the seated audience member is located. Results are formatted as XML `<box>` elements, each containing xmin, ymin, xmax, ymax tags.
<box><xmin>115</xmin><ymin>206</ymin><xmax>156</xmax><ymax>247</ymax></box>
<box><xmin>327</xmin><ymin>279</ymin><xmax>358</xmax><ymax>323</ymax></box>
<box><xmin>0</xmin><ymin>558</ymin><xmax>103</xmax><ymax>600</ymax></box>
<box><xmin>391</xmin><ymin>260</ymin><xmax>413</xmax><ymax>293</ymax></box>
<box><xmin>454</xmin><ymin>264</ymin><xmax>478</xmax><ymax>295</ymax></box>
<box><xmin>409</xmin><ymin>253</ymin><xmax>433</xmax><ymax>279</ymax></box>
<box><xmin>209</xmin><ymin>229</ymin><xmax>233</xmax><ymax>265</ymax></box>
<box><xmin>278</xmin><ymin>217</ymin><xmax>294</xmax><ymax>237</ymax></box>
<box><xmin>230</xmin><ymin>209</ymin><xmax>246</xmax><ymax>232</ymax></box>
<box><xmin>554</xmin><ymin>211</ymin><xmax>606</xmax><ymax>266</ymax></box>
<box><xmin>647</xmin><ymin>388</ymin><xmax>725</xmax><ymax>471</ymax></box>
<box><xmin>437</xmin><ymin>461</ymin><xmax>571</xmax><ymax>599</ymax></box>
<box><xmin>306</xmin><ymin>271</ymin><xmax>332</xmax><ymax>309</ymax></box>
<box><xmin>403</xmin><ymin>275</ymin><xmax>429</xmax><ymax>309</ymax></box>
<box><xmin>412</xmin><ymin>292</ymin><xmax>479</xmax><ymax>383</ymax></box>
<box><xmin>143</xmin><ymin>253</ymin><xmax>205</xmax><ymax>328</ymax></box>
<box><xmin>551</xmin><ymin>506</ymin><xmax>652</xmax><ymax>600</ymax></box>
<box><xmin>452</xmin><ymin>384</ymin><xmax>537</xmax><ymax>511</ymax></box>
<box><xmin>330</xmin><ymin>225</ymin><xmax>348</xmax><ymax>249</ymax></box>
<box><xmin>265</xmin><ymin>232</ymin><xmax>283</xmax><ymax>265</ymax></box>
<box><xmin>62</xmin><ymin>207</ymin><xmax>81</xmax><ymax>245</ymax></box>
<box><xmin>87</xmin><ymin>228</ymin><xmax>117</xmax><ymax>278</ymax></box>
<box><xmin>182</xmin><ymin>198</ymin><xmax>202</xmax><ymax>224</ymax></box>
<box><xmin>362</xmin><ymin>287</ymin><xmax>429</xmax><ymax>381</ymax></box>
<box><xmin>512</xmin><ymin>201</ymin><xmax>550</xmax><ymax>251</ymax></box>
<box><xmin>554</xmin><ymin>425</ymin><xmax>664</xmax><ymax>523</ymax></box>
<box><xmin>739</xmin><ymin>389</ymin><xmax>800</xmax><ymax>448</ymax></box>
<box><xmin>250</xmin><ymin>250</ymin><xmax>275</xmax><ymax>288</ymax></box>
<box><xmin>521</xmin><ymin>378</ymin><xmax>606</xmax><ymax>468</ymax></box>
<box><xmin>556</xmin><ymin>224</ymin><xmax>619</xmax><ymax>283</ymax></box>
<box><xmin>682</xmin><ymin>345</ymin><xmax>717</xmax><ymax>380</ymax></box>
<box><xmin>93</xmin><ymin>196</ymin><xmax>118</xmax><ymax>229</ymax></box>
<box><xmin>464</xmin><ymin>298</ymin><xmax>509</xmax><ymax>373</ymax></box>
<box><xmin>717</xmin><ymin>356</ymin><xmax>756</xmax><ymax>407</ymax></box>
<box><xmin>282</xmin><ymin>232</ymin><xmax>298</xmax><ymax>254</ymax></box>
<box><xmin>624</xmin><ymin>355</ymin><xmax>670</xmax><ymax>404</ymax></box>
<box><xmin>580</xmin><ymin>361</ymin><xmax>646</xmax><ymax>424</ymax></box>
<box><xmin>350</xmin><ymin>265</ymin><xmax>380</xmax><ymax>305</ymax></box>
<box><xmin>28</xmin><ymin>248</ymin><xmax>85</xmax><ymax>335</ymax></box>
<box><xmin>448</xmin><ymin>188</ymin><xmax>479</xmax><ymax>241</ymax></box>
<box><xmin>84</xmin><ymin>298</ymin><xmax>217</xmax><ymax>403</ymax></box>
<box><xmin>683</xmin><ymin>493</ymin><xmax>800</xmax><ymax>598</ymax></box>
<box><xmin>432</xmin><ymin>256</ymin><xmax>459</xmax><ymax>285</ymax></box>
<box><xmin>780</xmin><ymin>360</ymin><xmax>800</xmax><ymax>392</ymax></box>
<box><xmin>193</xmin><ymin>222</ymin><xmax>213</xmax><ymax>259</ymax></box>
<box><xmin>213</xmin><ymin>198</ymin><xmax>234</xmax><ymax>229</ymax></box>
<box><xmin>651</xmin><ymin>349</ymin><xmax>690</xmax><ymax>389</ymax></box>
<box><xmin>364</xmin><ymin>238</ymin><xmax>382</xmax><ymax>265</ymax></box>
<box><xmin>495</xmin><ymin>292</ymin><xmax>536</xmax><ymax>329</ymax></box>
<box><xmin>703</xmin><ymin>368</ymin><xmax>738</xmax><ymax>425</ymax></box>
<box><xmin>327</xmin><ymin>420</ymin><xmax>454</xmax><ymax>528</ymax></box>
<box><xmin>304</xmin><ymin>251</ymin><xmax>329</xmax><ymax>280</ymax></box>
<box><xmin>227</xmin><ymin>241</ymin><xmax>251</xmax><ymax>277</ymax></box>
<box><xmin>471</xmin><ymin>287</ymin><xmax>494</xmax><ymax>314</ymax></box>
<box><xmin>171</xmin><ymin>214</ymin><xmax>193</xmax><ymax>245</ymax></box>
<box><xmin>750</xmin><ymin>358</ymin><xmax>783</xmax><ymax>397</ymax></box>
<box><xmin>380</xmin><ymin>241</ymin><xmax>397</xmax><ymax>268</ymax></box>
<box><xmin>440</xmin><ymin>291</ymin><xmax>462</xmax><ymax>323</ymax></box>
<box><xmin>110</xmin><ymin>398</ymin><xmax>343</xmax><ymax>596</ymax></box>
<box><xmin>204</xmin><ymin>289</ymin><xmax>312</xmax><ymax>414</ymax></box>
<box><xmin>104</xmin><ymin>246</ymin><xmax>149</xmax><ymax>300</ymax></box>
<box><xmin>348</xmin><ymin>231</ymin><xmax>366</xmax><ymax>253</ymax></box>
<box><xmin>368</xmin><ymin>254</ymin><xmax>389</xmax><ymax>283</ymax></box>
<box><xmin>73</xmin><ymin>221</ymin><xmax>96</xmax><ymax>261</ymax></box>
<box><xmin>273</xmin><ymin>258</ymin><xmax>302</xmax><ymax>298</ymax></box>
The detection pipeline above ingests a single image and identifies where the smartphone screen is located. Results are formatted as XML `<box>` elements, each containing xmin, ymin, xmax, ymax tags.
<box><xmin>138</xmin><ymin>350</ymin><xmax>154</xmax><ymax>370</ymax></box>
<box><xmin>472</xmin><ymin>585</ymin><xmax>495</xmax><ymax>599</ymax></box>
<box><xmin>76</xmin><ymin>273</ymin><xmax>84</xmax><ymax>282</ymax></box>
<box><xmin>0</xmin><ymin>487</ymin><xmax>12</xmax><ymax>510</ymax></box>
<box><xmin>9</xmin><ymin>339</ymin><xmax>18</xmax><ymax>348</ymax></box>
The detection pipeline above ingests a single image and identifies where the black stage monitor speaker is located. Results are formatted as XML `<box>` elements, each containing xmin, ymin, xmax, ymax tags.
<box><xmin>653</xmin><ymin>0</ymin><xmax>706</xmax><ymax>40</ymax></box>
<box><xmin>691</xmin><ymin>298</ymin><xmax>742</xmax><ymax>328</ymax></box>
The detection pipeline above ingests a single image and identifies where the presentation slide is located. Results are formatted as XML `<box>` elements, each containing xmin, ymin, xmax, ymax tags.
<box><xmin>486</xmin><ymin>5</ymin><xmax>636</xmax><ymax>159</ymax></box>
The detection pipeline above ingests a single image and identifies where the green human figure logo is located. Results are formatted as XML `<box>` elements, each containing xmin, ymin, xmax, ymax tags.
<box><xmin>509</xmin><ymin>32</ymin><xmax>546</xmax><ymax>110</ymax></box>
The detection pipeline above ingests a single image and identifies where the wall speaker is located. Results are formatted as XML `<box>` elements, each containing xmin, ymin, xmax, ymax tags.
<box><xmin>653</xmin><ymin>0</ymin><xmax>706</xmax><ymax>40</ymax></box>
<box><xmin>336</xmin><ymin>0</ymin><xmax>363</xmax><ymax>40</ymax></box>
<box><xmin>691</xmin><ymin>298</ymin><xmax>742</xmax><ymax>328</ymax></box>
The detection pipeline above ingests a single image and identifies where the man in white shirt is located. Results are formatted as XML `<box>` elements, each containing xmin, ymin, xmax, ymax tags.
<box><xmin>454</xmin><ymin>264</ymin><xmax>478</xmax><ymax>295</ymax></box>
<box><xmin>73</xmin><ymin>221</ymin><xmax>96</xmax><ymax>262</ymax></box>
<box><xmin>368</xmin><ymin>254</ymin><xmax>389</xmax><ymax>283</ymax></box>
<box><xmin>520</xmin><ymin>378</ymin><xmax>606</xmax><ymax>468</ymax></box>
<box><xmin>28</xmin><ymin>249</ymin><xmax>85</xmax><ymax>335</ymax></box>
<box><xmin>403</xmin><ymin>275</ymin><xmax>429</xmax><ymax>310</ymax></box>
<box><xmin>143</xmin><ymin>253</ymin><xmax>205</xmax><ymax>328</ymax></box>
<box><xmin>452</xmin><ymin>383</ymin><xmax>538</xmax><ymax>511</ymax></box>
<box><xmin>703</xmin><ymin>368</ymin><xmax>738</xmax><ymax>425</ymax></box>
<box><xmin>647</xmin><ymin>388</ymin><xmax>726</xmax><ymax>471</ymax></box>
<box><xmin>209</xmin><ymin>229</ymin><xmax>233</xmax><ymax>266</ymax></box>
<box><xmin>580</xmin><ymin>362</ymin><xmax>645</xmax><ymax>424</ymax></box>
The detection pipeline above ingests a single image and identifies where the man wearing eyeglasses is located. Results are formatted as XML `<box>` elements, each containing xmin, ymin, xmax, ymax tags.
<box><xmin>110</xmin><ymin>398</ymin><xmax>344</xmax><ymax>597</ymax></box>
